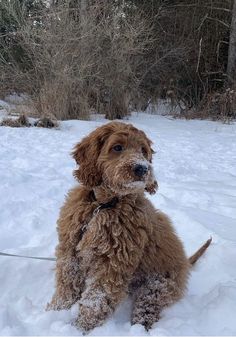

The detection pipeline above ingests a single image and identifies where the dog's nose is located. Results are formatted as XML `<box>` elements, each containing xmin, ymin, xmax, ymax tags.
<box><xmin>134</xmin><ymin>164</ymin><xmax>148</xmax><ymax>177</ymax></box>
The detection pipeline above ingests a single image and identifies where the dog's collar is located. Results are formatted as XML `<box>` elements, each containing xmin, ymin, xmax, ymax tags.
<box><xmin>90</xmin><ymin>190</ymin><xmax>119</xmax><ymax>215</ymax></box>
<box><xmin>78</xmin><ymin>191</ymin><xmax>119</xmax><ymax>241</ymax></box>
<box><xmin>93</xmin><ymin>196</ymin><xmax>119</xmax><ymax>215</ymax></box>
<box><xmin>79</xmin><ymin>190</ymin><xmax>119</xmax><ymax>240</ymax></box>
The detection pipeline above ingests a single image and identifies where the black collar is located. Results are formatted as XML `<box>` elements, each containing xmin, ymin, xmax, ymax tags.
<box><xmin>95</xmin><ymin>196</ymin><xmax>119</xmax><ymax>213</ymax></box>
<box><xmin>78</xmin><ymin>191</ymin><xmax>119</xmax><ymax>241</ymax></box>
<box><xmin>90</xmin><ymin>190</ymin><xmax>119</xmax><ymax>213</ymax></box>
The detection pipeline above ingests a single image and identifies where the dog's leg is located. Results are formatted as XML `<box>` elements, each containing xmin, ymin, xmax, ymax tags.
<box><xmin>75</xmin><ymin>248</ymin><xmax>146</xmax><ymax>331</ymax></box>
<box><xmin>75</xmin><ymin>279</ymin><xmax>118</xmax><ymax>331</ymax></box>
<box><xmin>73</xmin><ymin>210</ymin><xmax>148</xmax><ymax>331</ymax></box>
<box><xmin>75</xmin><ymin>276</ymin><xmax>126</xmax><ymax>331</ymax></box>
<box><xmin>47</xmin><ymin>253</ymin><xmax>84</xmax><ymax>311</ymax></box>
<box><xmin>131</xmin><ymin>273</ymin><xmax>184</xmax><ymax>330</ymax></box>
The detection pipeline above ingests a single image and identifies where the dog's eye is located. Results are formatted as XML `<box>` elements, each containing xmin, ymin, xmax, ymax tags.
<box><xmin>113</xmin><ymin>145</ymin><xmax>124</xmax><ymax>152</ymax></box>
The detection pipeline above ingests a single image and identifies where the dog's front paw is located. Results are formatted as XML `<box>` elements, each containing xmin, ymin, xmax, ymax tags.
<box><xmin>131</xmin><ymin>307</ymin><xmax>160</xmax><ymax>331</ymax></box>
<box><xmin>76</xmin><ymin>301</ymin><xmax>112</xmax><ymax>331</ymax></box>
<box><xmin>75</xmin><ymin>288</ymin><xmax>113</xmax><ymax>331</ymax></box>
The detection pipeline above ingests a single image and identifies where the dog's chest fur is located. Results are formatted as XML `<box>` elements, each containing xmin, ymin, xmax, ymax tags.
<box><xmin>76</xmin><ymin>193</ymin><xmax>152</xmax><ymax>284</ymax></box>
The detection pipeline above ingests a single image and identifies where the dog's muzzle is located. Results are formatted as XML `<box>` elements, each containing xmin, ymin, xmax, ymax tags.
<box><xmin>133</xmin><ymin>164</ymin><xmax>148</xmax><ymax>177</ymax></box>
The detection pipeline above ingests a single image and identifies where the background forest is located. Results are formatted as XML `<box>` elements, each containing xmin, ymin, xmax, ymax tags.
<box><xmin>0</xmin><ymin>0</ymin><xmax>236</xmax><ymax>121</ymax></box>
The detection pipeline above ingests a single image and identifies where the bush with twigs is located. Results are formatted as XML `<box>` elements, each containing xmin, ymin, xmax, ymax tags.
<box><xmin>0</xmin><ymin>1</ymin><xmax>154</xmax><ymax>120</ymax></box>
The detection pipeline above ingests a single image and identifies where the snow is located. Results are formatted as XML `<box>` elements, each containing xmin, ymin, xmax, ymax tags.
<box><xmin>0</xmin><ymin>112</ymin><xmax>236</xmax><ymax>335</ymax></box>
<box><xmin>0</xmin><ymin>99</ymin><xmax>10</xmax><ymax>117</ymax></box>
<box><xmin>145</xmin><ymin>99</ymin><xmax>180</xmax><ymax>115</ymax></box>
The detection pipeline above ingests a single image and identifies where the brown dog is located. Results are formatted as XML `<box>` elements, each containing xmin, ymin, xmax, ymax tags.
<box><xmin>47</xmin><ymin>121</ymin><xmax>211</xmax><ymax>331</ymax></box>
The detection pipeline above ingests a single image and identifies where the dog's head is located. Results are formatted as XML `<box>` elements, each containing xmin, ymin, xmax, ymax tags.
<box><xmin>72</xmin><ymin>122</ymin><xmax>158</xmax><ymax>195</ymax></box>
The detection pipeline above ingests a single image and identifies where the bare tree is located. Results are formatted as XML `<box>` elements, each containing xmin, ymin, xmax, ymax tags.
<box><xmin>227</xmin><ymin>0</ymin><xmax>236</xmax><ymax>86</ymax></box>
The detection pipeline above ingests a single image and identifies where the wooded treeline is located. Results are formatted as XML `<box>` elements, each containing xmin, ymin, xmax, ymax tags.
<box><xmin>0</xmin><ymin>0</ymin><xmax>235</xmax><ymax>120</ymax></box>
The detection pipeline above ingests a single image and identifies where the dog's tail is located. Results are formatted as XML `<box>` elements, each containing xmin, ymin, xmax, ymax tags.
<box><xmin>189</xmin><ymin>237</ymin><xmax>212</xmax><ymax>265</ymax></box>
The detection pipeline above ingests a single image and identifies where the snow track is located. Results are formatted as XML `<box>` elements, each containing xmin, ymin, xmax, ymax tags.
<box><xmin>0</xmin><ymin>114</ymin><xmax>235</xmax><ymax>335</ymax></box>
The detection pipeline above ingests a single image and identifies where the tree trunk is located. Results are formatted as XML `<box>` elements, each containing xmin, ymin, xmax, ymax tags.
<box><xmin>227</xmin><ymin>0</ymin><xmax>236</xmax><ymax>86</ymax></box>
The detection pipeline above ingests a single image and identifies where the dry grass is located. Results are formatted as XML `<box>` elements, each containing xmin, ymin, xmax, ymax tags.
<box><xmin>202</xmin><ymin>88</ymin><xmax>236</xmax><ymax>122</ymax></box>
<box><xmin>0</xmin><ymin>114</ymin><xmax>30</xmax><ymax>127</ymax></box>
<box><xmin>34</xmin><ymin>114</ymin><xmax>59</xmax><ymax>128</ymax></box>
<box><xmin>170</xmin><ymin>87</ymin><xmax>236</xmax><ymax>122</ymax></box>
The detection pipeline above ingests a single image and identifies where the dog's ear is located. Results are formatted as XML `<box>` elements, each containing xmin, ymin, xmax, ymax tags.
<box><xmin>71</xmin><ymin>123</ymin><xmax>115</xmax><ymax>187</ymax></box>
<box><xmin>132</xmin><ymin>127</ymin><xmax>157</xmax><ymax>193</ymax></box>
<box><xmin>145</xmin><ymin>142</ymin><xmax>157</xmax><ymax>194</ymax></box>
<box><xmin>147</xmin><ymin>139</ymin><xmax>155</xmax><ymax>163</ymax></box>
<box><xmin>145</xmin><ymin>168</ymin><xmax>158</xmax><ymax>195</ymax></box>
<box><xmin>145</xmin><ymin>180</ymin><xmax>158</xmax><ymax>195</ymax></box>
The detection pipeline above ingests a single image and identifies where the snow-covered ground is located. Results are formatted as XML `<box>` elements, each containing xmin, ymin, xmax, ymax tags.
<box><xmin>0</xmin><ymin>112</ymin><xmax>236</xmax><ymax>336</ymax></box>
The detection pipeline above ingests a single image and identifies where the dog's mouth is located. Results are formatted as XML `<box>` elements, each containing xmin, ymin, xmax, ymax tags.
<box><xmin>103</xmin><ymin>167</ymin><xmax>150</xmax><ymax>195</ymax></box>
<box><xmin>107</xmin><ymin>180</ymin><xmax>147</xmax><ymax>196</ymax></box>
<box><xmin>123</xmin><ymin>180</ymin><xmax>146</xmax><ymax>189</ymax></box>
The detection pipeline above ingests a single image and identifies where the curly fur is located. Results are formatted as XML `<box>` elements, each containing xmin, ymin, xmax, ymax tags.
<box><xmin>47</xmin><ymin>121</ymin><xmax>210</xmax><ymax>331</ymax></box>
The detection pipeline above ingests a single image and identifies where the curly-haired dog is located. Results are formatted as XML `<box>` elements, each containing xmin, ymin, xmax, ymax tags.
<box><xmin>47</xmin><ymin>122</ymin><xmax>211</xmax><ymax>331</ymax></box>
